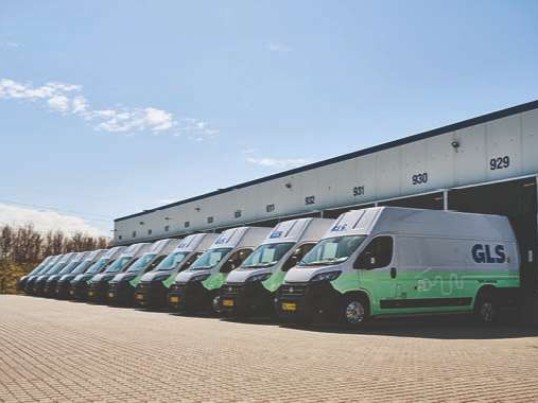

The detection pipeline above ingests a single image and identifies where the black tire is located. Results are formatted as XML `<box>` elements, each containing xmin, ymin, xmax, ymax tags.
<box><xmin>339</xmin><ymin>294</ymin><xmax>369</xmax><ymax>329</ymax></box>
<box><xmin>474</xmin><ymin>288</ymin><xmax>499</xmax><ymax>324</ymax></box>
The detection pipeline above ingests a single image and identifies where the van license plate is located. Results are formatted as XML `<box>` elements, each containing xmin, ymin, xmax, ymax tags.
<box><xmin>282</xmin><ymin>302</ymin><xmax>297</xmax><ymax>312</ymax></box>
<box><xmin>170</xmin><ymin>296</ymin><xmax>179</xmax><ymax>303</ymax></box>
<box><xmin>222</xmin><ymin>299</ymin><xmax>234</xmax><ymax>307</ymax></box>
<box><xmin>136</xmin><ymin>294</ymin><xmax>144</xmax><ymax>300</ymax></box>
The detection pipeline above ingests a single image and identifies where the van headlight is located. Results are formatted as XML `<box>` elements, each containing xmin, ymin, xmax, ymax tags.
<box><xmin>190</xmin><ymin>274</ymin><xmax>210</xmax><ymax>282</ymax></box>
<box><xmin>310</xmin><ymin>271</ymin><xmax>341</xmax><ymax>282</ymax></box>
<box><xmin>246</xmin><ymin>273</ymin><xmax>271</xmax><ymax>283</ymax></box>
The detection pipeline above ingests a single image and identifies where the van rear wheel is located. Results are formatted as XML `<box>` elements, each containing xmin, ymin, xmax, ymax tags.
<box><xmin>340</xmin><ymin>295</ymin><xmax>369</xmax><ymax>329</ymax></box>
<box><xmin>474</xmin><ymin>289</ymin><xmax>499</xmax><ymax>324</ymax></box>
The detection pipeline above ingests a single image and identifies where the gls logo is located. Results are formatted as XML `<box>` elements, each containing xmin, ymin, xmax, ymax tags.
<box><xmin>269</xmin><ymin>231</ymin><xmax>283</xmax><ymax>239</ymax></box>
<box><xmin>472</xmin><ymin>244</ymin><xmax>506</xmax><ymax>264</ymax></box>
<box><xmin>331</xmin><ymin>224</ymin><xmax>348</xmax><ymax>232</ymax></box>
<box><xmin>214</xmin><ymin>235</ymin><xmax>228</xmax><ymax>245</ymax></box>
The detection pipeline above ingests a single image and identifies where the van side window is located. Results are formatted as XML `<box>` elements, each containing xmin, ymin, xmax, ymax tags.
<box><xmin>282</xmin><ymin>243</ymin><xmax>315</xmax><ymax>272</ymax></box>
<box><xmin>180</xmin><ymin>252</ymin><xmax>203</xmax><ymax>271</ymax></box>
<box><xmin>354</xmin><ymin>236</ymin><xmax>393</xmax><ymax>270</ymax></box>
<box><xmin>147</xmin><ymin>256</ymin><xmax>166</xmax><ymax>272</ymax></box>
<box><xmin>220</xmin><ymin>248</ymin><xmax>252</xmax><ymax>273</ymax></box>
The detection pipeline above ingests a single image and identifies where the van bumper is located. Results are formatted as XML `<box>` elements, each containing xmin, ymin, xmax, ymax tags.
<box><xmin>87</xmin><ymin>281</ymin><xmax>109</xmax><ymax>303</ymax></box>
<box><xmin>134</xmin><ymin>281</ymin><xmax>168</xmax><ymax>309</ymax></box>
<box><xmin>166</xmin><ymin>282</ymin><xmax>212</xmax><ymax>313</ymax></box>
<box><xmin>43</xmin><ymin>280</ymin><xmax>59</xmax><ymax>298</ymax></box>
<box><xmin>107</xmin><ymin>281</ymin><xmax>134</xmax><ymax>306</ymax></box>
<box><xmin>220</xmin><ymin>282</ymin><xmax>273</xmax><ymax>316</ymax></box>
<box><xmin>276</xmin><ymin>281</ymin><xmax>341</xmax><ymax>322</ymax></box>
<box><xmin>56</xmin><ymin>280</ymin><xmax>72</xmax><ymax>299</ymax></box>
<box><xmin>69</xmin><ymin>281</ymin><xmax>89</xmax><ymax>300</ymax></box>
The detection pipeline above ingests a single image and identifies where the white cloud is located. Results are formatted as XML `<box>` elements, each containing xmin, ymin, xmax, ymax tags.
<box><xmin>267</xmin><ymin>42</ymin><xmax>292</xmax><ymax>53</ymax></box>
<box><xmin>1</xmin><ymin>41</ymin><xmax>20</xmax><ymax>49</ymax></box>
<box><xmin>246</xmin><ymin>157</ymin><xmax>310</xmax><ymax>169</ymax></box>
<box><xmin>47</xmin><ymin>95</ymin><xmax>70</xmax><ymax>113</ymax></box>
<box><xmin>0</xmin><ymin>204</ymin><xmax>106</xmax><ymax>237</ymax></box>
<box><xmin>0</xmin><ymin>78</ymin><xmax>217</xmax><ymax>139</ymax></box>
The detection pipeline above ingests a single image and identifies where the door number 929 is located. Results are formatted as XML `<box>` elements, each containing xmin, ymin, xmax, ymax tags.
<box><xmin>490</xmin><ymin>156</ymin><xmax>510</xmax><ymax>171</ymax></box>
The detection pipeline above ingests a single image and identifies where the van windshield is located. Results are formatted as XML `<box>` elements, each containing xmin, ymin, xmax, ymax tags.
<box><xmin>59</xmin><ymin>261</ymin><xmax>80</xmax><ymax>275</ymax></box>
<box><xmin>190</xmin><ymin>248</ymin><xmax>232</xmax><ymax>270</ymax></box>
<box><xmin>154</xmin><ymin>251</ymin><xmax>189</xmax><ymax>271</ymax></box>
<box><xmin>105</xmin><ymin>256</ymin><xmax>133</xmax><ymax>273</ymax></box>
<box><xmin>127</xmin><ymin>253</ymin><xmax>156</xmax><ymax>272</ymax></box>
<box><xmin>241</xmin><ymin>243</ymin><xmax>295</xmax><ymax>269</ymax></box>
<box><xmin>299</xmin><ymin>235</ymin><xmax>366</xmax><ymax>266</ymax></box>
<box><xmin>48</xmin><ymin>262</ymin><xmax>68</xmax><ymax>275</ymax></box>
<box><xmin>86</xmin><ymin>258</ymin><xmax>109</xmax><ymax>274</ymax></box>
<box><xmin>72</xmin><ymin>260</ymin><xmax>92</xmax><ymax>275</ymax></box>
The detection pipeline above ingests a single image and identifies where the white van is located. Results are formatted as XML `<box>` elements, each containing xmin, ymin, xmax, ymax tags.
<box><xmin>167</xmin><ymin>227</ymin><xmax>271</xmax><ymax>313</ymax></box>
<box><xmin>107</xmin><ymin>238</ymin><xmax>180</xmax><ymax>305</ymax></box>
<box><xmin>33</xmin><ymin>252</ymin><xmax>77</xmax><ymax>296</ymax></box>
<box><xmin>87</xmin><ymin>243</ymin><xmax>152</xmax><ymax>303</ymax></box>
<box><xmin>277</xmin><ymin>207</ymin><xmax>520</xmax><ymax>328</ymax></box>
<box><xmin>220</xmin><ymin>218</ymin><xmax>334</xmax><ymax>317</ymax></box>
<box><xmin>19</xmin><ymin>255</ymin><xmax>55</xmax><ymax>292</ymax></box>
<box><xmin>134</xmin><ymin>233</ymin><xmax>218</xmax><ymax>309</ymax></box>
<box><xmin>70</xmin><ymin>246</ymin><xmax>127</xmax><ymax>299</ymax></box>
<box><xmin>43</xmin><ymin>251</ymin><xmax>90</xmax><ymax>297</ymax></box>
<box><xmin>56</xmin><ymin>249</ymin><xmax>107</xmax><ymax>299</ymax></box>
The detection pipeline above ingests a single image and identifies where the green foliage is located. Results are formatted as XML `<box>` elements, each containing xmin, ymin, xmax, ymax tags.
<box><xmin>0</xmin><ymin>224</ymin><xmax>110</xmax><ymax>294</ymax></box>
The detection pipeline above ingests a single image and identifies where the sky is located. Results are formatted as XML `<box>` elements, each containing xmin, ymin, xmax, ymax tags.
<box><xmin>1</xmin><ymin>0</ymin><xmax>538</xmax><ymax>237</ymax></box>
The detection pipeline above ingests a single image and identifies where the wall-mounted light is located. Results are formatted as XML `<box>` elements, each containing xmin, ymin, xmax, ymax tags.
<box><xmin>164</xmin><ymin>217</ymin><xmax>170</xmax><ymax>221</ymax></box>
<box><xmin>139</xmin><ymin>221</ymin><xmax>145</xmax><ymax>225</ymax></box>
<box><xmin>195</xmin><ymin>207</ymin><xmax>201</xmax><ymax>212</ymax></box>
<box><xmin>285</xmin><ymin>182</ymin><xmax>292</xmax><ymax>189</ymax></box>
<box><xmin>451</xmin><ymin>140</ymin><xmax>460</xmax><ymax>149</ymax></box>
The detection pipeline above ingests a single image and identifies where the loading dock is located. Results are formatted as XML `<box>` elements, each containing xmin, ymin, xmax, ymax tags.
<box><xmin>114</xmin><ymin>100</ymin><xmax>538</xmax><ymax>321</ymax></box>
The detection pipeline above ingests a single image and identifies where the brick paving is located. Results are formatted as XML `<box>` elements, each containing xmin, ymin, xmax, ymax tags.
<box><xmin>1</xmin><ymin>295</ymin><xmax>538</xmax><ymax>402</ymax></box>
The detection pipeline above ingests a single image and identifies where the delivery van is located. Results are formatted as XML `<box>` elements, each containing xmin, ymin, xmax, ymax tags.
<box><xmin>33</xmin><ymin>253</ymin><xmax>77</xmax><ymax>296</ymax></box>
<box><xmin>56</xmin><ymin>249</ymin><xmax>107</xmax><ymax>299</ymax></box>
<box><xmin>24</xmin><ymin>254</ymin><xmax>63</xmax><ymax>295</ymax></box>
<box><xmin>87</xmin><ymin>243</ymin><xmax>152</xmax><ymax>303</ymax></box>
<box><xmin>69</xmin><ymin>246</ymin><xmax>126</xmax><ymax>300</ymax></box>
<box><xmin>134</xmin><ymin>233</ymin><xmax>218</xmax><ymax>309</ymax></box>
<box><xmin>276</xmin><ymin>207</ymin><xmax>521</xmax><ymax>328</ymax></box>
<box><xmin>220</xmin><ymin>218</ymin><xmax>334</xmax><ymax>317</ymax></box>
<box><xmin>18</xmin><ymin>255</ymin><xmax>54</xmax><ymax>292</ymax></box>
<box><xmin>107</xmin><ymin>239</ymin><xmax>180</xmax><ymax>306</ymax></box>
<box><xmin>167</xmin><ymin>227</ymin><xmax>270</xmax><ymax>313</ymax></box>
<box><xmin>43</xmin><ymin>251</ymin><xmax>89</xmax><ymax>297</ymax></box>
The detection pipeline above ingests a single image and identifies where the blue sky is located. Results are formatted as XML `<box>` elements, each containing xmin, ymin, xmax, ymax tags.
<box><xmin>1</xmin><ymin>0</ymin><xmax>538</xmax><ymax>236</ymax></box>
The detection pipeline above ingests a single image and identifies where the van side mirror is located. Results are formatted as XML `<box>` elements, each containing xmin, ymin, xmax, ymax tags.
<box><xmin>283</xmin><ymin>254</ymin><xmax>298</xmax><ymax>272</ymax></box>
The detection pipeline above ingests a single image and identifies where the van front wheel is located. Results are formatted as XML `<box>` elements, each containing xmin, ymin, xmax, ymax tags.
<box><xmin>340</xmin><ymin>295</ymin><xmax>369</xmax><ymax>329</ymax></box>
<box><xmin>474</xmin><ymin>289</ymin><xmax>499</xmax><ymax>324</ymax></box>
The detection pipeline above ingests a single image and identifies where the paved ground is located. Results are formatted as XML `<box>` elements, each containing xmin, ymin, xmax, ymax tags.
<box><xmin>1</xmin><ymin>296</ymin><xmax>538</xmax><ymax>402</ymax></box>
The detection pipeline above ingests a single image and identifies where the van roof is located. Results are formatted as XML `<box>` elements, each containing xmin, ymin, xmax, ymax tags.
<box><xmin>174</xmin><ymin>233</ymin><xmax>217</xmax><ymax>252</ymax></box>
<box><xmin>326</xmin><ymin>207</ymin><xmax>515</xmax><ymax>242</ymax></box>
<box><xmin>262</xmin><ymin>218</ymin><xmax>333</xmax><ymax>245</ymax></box>
<box><xmin>209</xmin><ymin>227</ymin><xmax>271</xmax><ymax>249</ymax></box>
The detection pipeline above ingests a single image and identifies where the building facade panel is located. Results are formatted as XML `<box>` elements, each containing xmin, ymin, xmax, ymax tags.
<box><xmin>114</xmin><ymin>102</ymin><xmax>538</xmax><ymax>244</ymax></box>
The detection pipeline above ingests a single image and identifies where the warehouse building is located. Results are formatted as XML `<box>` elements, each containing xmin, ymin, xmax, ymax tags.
<box><xmin>115</xmin><ymin>100</ymin><xmax>538</xmax><ymax>297</ymax></box>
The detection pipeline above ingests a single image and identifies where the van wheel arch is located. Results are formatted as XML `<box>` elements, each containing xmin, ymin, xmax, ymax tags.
<box><xmin>474</xmin><ymin>285</ymin><xmax>499</xmax><ymax>324</ymax></box>
<box><xmin>339</xmin><ymin>292</ymin><xmax>370</xmax><ymax>329</ymax></box>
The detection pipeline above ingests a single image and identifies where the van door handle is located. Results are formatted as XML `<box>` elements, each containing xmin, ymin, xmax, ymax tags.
<box><xmin>390</xmin><ymin>267</ymin><xmax>397</xmax><ymax>279</ymax></box>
